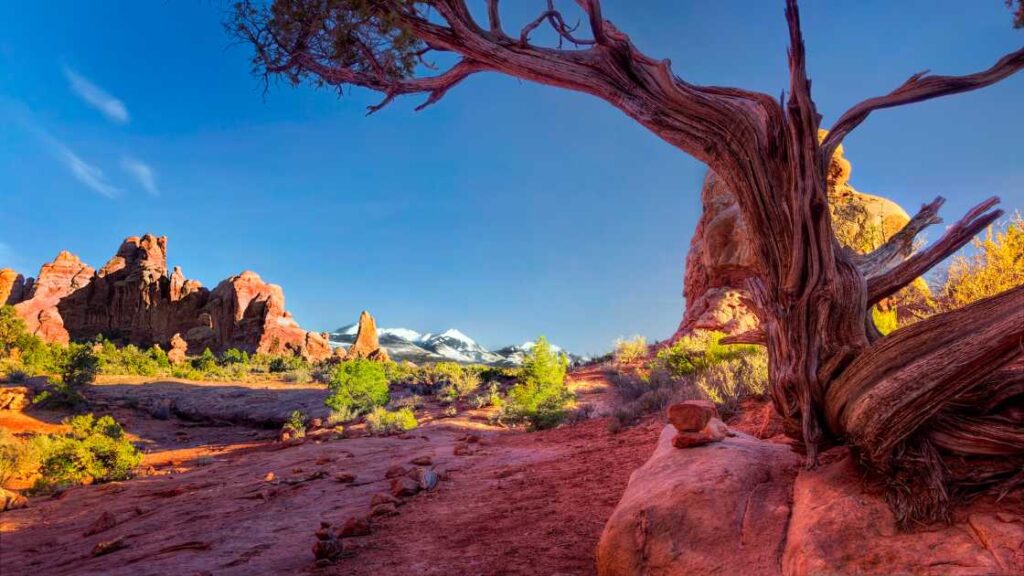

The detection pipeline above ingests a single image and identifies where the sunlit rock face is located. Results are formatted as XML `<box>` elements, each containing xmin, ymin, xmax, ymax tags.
<box><xmin>674</xmin><ymin>135</ymin><xmax>911</xmax><ymax>341</ymax></box>
<box><xmin>597</xmin><ymin>426</ymin><xmax>1023</xmax><ymax>576</ymax></box>
<box><xmin>5</xmin><ymin>234</ymin><xmax>329</xmax><ymax>359</ymax></box>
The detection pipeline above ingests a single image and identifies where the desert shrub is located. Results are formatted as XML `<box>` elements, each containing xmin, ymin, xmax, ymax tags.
<box><xmin>657</xmin><ymin>331</ymin><xmax>760</xmax><ymax>373</ymax></box>
<box><xmin>693</xmin><ymin>354</ymin><xmax>769</xmax><ymax>415</ymax></box>
<box><xmin>281</xmin><ymin>367</ymin><xmax>313</xmax><ymax>384</ymax></box>
<box><xmin>268</xmin><ymin>355</ymin><xmax>304</xmax><ymax>374</ymax></box>
<box><xmin>95</xmin><ymin>341</ymin><xmax>162</xmax><ymax>376</ymax></box>
<box><xmin>614</xmin><ymin>336</ymin><xmax>648</xmax><ymax>365</ymax></box>
<box><xmin>390</xmin><ymin>394</ymin><xmax>425</xmax><ymax>410</ymax></box>
<box><xmin>34</xmin><ymin>345</ymin><xmax>100</xmax><ymax>408</ymax></box>
<box><xmin>382</xmin><ymin>360</ymin><xmax>420</xmax><ymax>384</ymax></box>
<box><xmin>364</xmin><ymin>407</ymin><xmax>418</xmax><ymax>436</ymax></box>
<box><xmin>326</xmin><ymin>408</ymin><xmax>357</xmax><ymax>427</ymax></box>
<box><xmin>872</xmin><ymin>307</ymin><xmax>900</xmax><ymax>336</ymax></box>
<box><xmin>148</xmin><ymin>345</ymin><xmax>171</xmax><ymax>369</ymax></box>
<box><xmin>192</xmin><ymin>348</ymin><xmax>218</xmax><ymax>373</ymax></box>
<box><xmin>0</xmin><ymin>306</ymin><xmax>58</xmax><ymax>376</ymax></box>
<box><xmin>937</xmin><ymin>214</ymin><xmax>1024</xmax><ymax>311</ymax></box>
<box><xmin>0</xmin><ymin>305</ymin><xmax>29</xmax><ymax>358</ymax></box>
<box><xmin>325</xmin><ymin>359</ymin><xmax>390</xmax><ymax>416</ymax></box>
<box><xmin>220</xmin><ymin>348</ymin><xmax>250</xmax><ymax>366</ymax></box>
<box><xmin>0</xmin><ymin>429</ymin><xmax>37</xmax><ymax>488</ymax></box>
<box><xmin>610</xmin><ymin>331</ymin><xmax>770</xmax><ymax>428</ymax></box>
<box><xmin>609</xmin><ymin>368</ymin><xmax>701</xmax><ymax>430</ymax></box>
<box><xmin>284</xmin><ymin>410</ymin><xmax>307</xmax><ymax>437</ymax></box>
<box><xmin>431</xmin><ymin>362</ymin><xmax>481</xmax><ymax>403</ymax></box>
<box><xmin>501</xmin><ymin>337</ymin><xmax>572</xmax><ymax>430</ymax></box>
<box><xmin>30</xmin><ymin>414</ymin><xmax>141</xmax><ymax>493</ymax></box>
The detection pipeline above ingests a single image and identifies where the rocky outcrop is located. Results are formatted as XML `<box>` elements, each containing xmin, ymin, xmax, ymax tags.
<box><xmin>596</xmin><ymin>426</ymin><xmax>800</xmax><ymax>576</ymax></box>
<box><xmin>5</xmin><ymin>235</ymin><xmax>329</xmax><ymax>360</ymax></box>
<box><xmin>168</xmin><ymin>333</ymin><xmax>188</xmax><ymax>365</ymax></box>
<box><xmin>342</xmin><ymin>310</ymin><xmax>389</xmax><ymax>362</ymax></box>
<box><xmin>784</xmin><ymin>454</ymin><xmax>1024</xmax><ymax>575</ymax></box>
<box><xmin>0</xmin><ymin>268</ymin><xmax>28</xmax><ymax>306</ymax></box>
<box><xmin>675</xmin><ymin>134</ymin><xmax>912</xmax><ymax>340</ymax></box>
<box><xmin>12</xmin><ymin>251</ymin><xmax>95</xmax><ymax>343</ymax></box>
<box><xmin>597</xmin><ymin>427</ymin><xmax>1024</xmax><ymax>576</ymax></box>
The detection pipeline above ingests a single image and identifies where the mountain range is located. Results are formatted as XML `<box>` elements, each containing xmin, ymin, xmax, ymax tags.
<box><xmin>329</xmin><ymin>325</ymin><xmax>582</xmax><ymax>366</ymax></box>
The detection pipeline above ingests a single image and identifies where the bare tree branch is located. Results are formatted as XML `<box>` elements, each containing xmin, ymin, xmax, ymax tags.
<box><xmin>721</xmin><ymin>328</ymin><xmax>766</xmax><ymax>346</ymax></box>
<box><xmin>866</xmin><ymin>197</ymin><xmax>1004</xmax><ymax>305</ymax></box>
<box><xmin>854</xmin><ymin>196</ymin><xmax>945</xmax><ymax>278</ymax></box>
<box><xmin>486</xmin><ymin>0</ymin><xmax>504</xmax><ymax>34</ymax></box>
<box><xmin>822</xmin><ymin>47</ymin><xmax>1024</xmax><ymax>160</ymax></box>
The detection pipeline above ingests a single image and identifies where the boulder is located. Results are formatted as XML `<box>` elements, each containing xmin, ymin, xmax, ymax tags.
<box><xmin>671</xmin><ymin>417</ymin><xmax>729</xmax><ymax>448</ymax></box>
<box><xmin>167</xmin><ymin>333</ymin><xmax>188</xmax><ymax>365</ymax></box>
<box><xmin>598</xmin><ymin>427</ymin><xmax>1024</xmax><ymax>576</ymax></box>
<box><xmin>784</xmin><ymin>452</ymin><xmax>1024</xmax><ymax>575</ymax></box>
<box><xmin>344</xmin><ymin>311</ymin><xmax>390</xmax><ymax>362</ymax></box>
<box><xmin>673</xmin><ymin>133</ymin><xmax>914</xmax><ymax>341</ymax></box>
<box><xmin>390</xmin><ymin>476</ymin><xmax>421</xmax><ymax>498</ymax></box>
<box><xmin>667</xmin><ymin>400</ymin><xmax>719</xmax><ymax>432</ymax></box>
<box><xmin>597</xmin><ymin>426</ymin><xmax>800</xmax><ymax>576</ymax></box>
<box><xmin>0</xmin><ymin>487</ymin><xmax>28</xmax><ymax>511</ymax></box>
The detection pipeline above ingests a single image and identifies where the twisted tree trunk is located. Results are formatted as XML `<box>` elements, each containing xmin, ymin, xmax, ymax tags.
<box><xmin>234</xmin><ymin>0</ymin><xmax>1024</xmax><ymax>524</ymax></box>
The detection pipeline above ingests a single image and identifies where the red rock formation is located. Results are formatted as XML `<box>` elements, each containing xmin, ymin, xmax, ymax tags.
<box><xmin>343</xmin><ymin>310</ymin><xmax>389</xmax><ymax>362</ymax></box>
<box><xmin>205</xmin><ymin>270</ymin><xmax>332</xmax><ymax>360</ymax></box>
<box><xmin>0</xmin><ymin>268</ymin><xmax>28</xmax><ymax>306</ymax></box>
<box><xmin>597</xmin><ymin>427</ymin><xmax>1023</xmax><ymax>575</ymax></box>
<box><xmin>12</xmin><ymin>251</ymin><xmax>94</xmax><ymax>343</ymax></box>
<box><xmin>6</xmin><ymin>235</ymin><xmax>329</xmax><ymax>360</ymax></box>
<box><xmin>168</xmin><ymin>333</ymin><xmax>188</xmax><ymax>365</ymax></box>
<box><xmin>675</xmin><ymin>136</ymin><xmax>913</xmax><ymax>340</ymax></box>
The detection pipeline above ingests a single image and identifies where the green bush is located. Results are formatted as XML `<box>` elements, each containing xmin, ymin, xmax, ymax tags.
<box><xmin>382</xmin><ymin>360</ymin><xmax>420</xmax><ymax>384</ymax></box>
<box><xmin>431</xmin><ymin>362</ymin><xmax>481</xmax><ymax>403</ymax></box>
<box><xmin>95</xmin><ymin>341</ymin><xmax>161</xmax><ymax>376</ymax></box>
<box><xmin>64</xmin><ymin>345</ymin><xmax>100</xmax><ymax>387</ymax></box>
<box><xmin>654</xmin><ymin>331</ymin><xmax>760</xmax><ymax>376</ymax></box>
<box><xmin>325</xmin><ymin>359</ymin><xmax>390</xmax><ymax>416</ymax></box>
<box><xmin>30</xmin><ymin>414</ymin><xmax>142</xmax><ymax>493</ymax></box>
<box><xmin>614</xmin><ymin>336</ymin><xmax>648</xmax><ymax>365</ymax></box>
<box><xmin>192</xmin><ymin>348</ymin><xmax>218</xmax><ymax>372</ymax></box>
<box><xmin>693</xmin><ymin>355</ymin><xmax>768</xmax><ymax>414</ymax></box>
<box><xmin>609</xmin><ymin>330</ymin><xmax>770</xmax><ymax>429</ymax></box>
<box><xmin>34</xmin><ymin>345</ymin><xmax>100</xmax><ymax>408</ymax></box>
<box><xmin>365</xmin><ymin>407</ymin><xmax>418</xmax><ymax>436</ymax></box>
<box><xmin>0</xmin><ymin>429</ymin><xmax>36</xmax><ymax>488</ymax></box>
<box><xmin>220</xmin><ymin>348</ymin><xmax>250</xmax><ymax>366</ymax></box>
<box><xmin>501</xmin><ymin>337</ymin><xmax>573</xmax><ymax>430</ymax></box>
<box><xmin>284</xmin><ymin>410</ymin><xmax>307</xmax><ymax>437</ymax></box>
<box><xmin>0</xmin><ymin>305</ymin><xmax>29</xmax><ymax>357</ymax></box>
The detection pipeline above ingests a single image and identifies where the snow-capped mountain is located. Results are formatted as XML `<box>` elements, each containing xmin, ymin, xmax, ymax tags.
<box><xmin>493</xmin><ymin>340</ymin><xmax>575</xmax><ymax>366</ymax></box>
<box><xmin>330</xmin><ymin>325</ymin><xmax>579</xmax><ymax>366</ymax></box>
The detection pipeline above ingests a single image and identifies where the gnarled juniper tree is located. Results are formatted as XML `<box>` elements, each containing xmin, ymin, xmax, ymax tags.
<box><xmin>232</xmin><ymin>0</ymin><xmax>1024</xmax><ymax>526</ymax></box>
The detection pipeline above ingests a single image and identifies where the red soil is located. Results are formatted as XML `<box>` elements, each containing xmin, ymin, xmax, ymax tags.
<box><xmin>0</xmin><ymin>370</ymin><xmax>710</xmax><ymax>575</ymax></box>
<box><xmin>328</xmin><ymin>416</ymin><xmax>661</xmax><ymax>576</ymax></box>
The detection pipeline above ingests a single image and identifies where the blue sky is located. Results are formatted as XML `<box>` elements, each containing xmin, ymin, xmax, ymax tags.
<box><xmin>0</xmin><ymin>1</ymin><xmax>1020</xmax><ymax>355</ymax></box>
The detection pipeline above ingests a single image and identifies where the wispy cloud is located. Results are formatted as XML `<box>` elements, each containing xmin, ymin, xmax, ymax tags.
<box><xmin>57</xmin><ymin>146</ymin><xmax>121</xmax><ymax>199</ymax></box>
<box><xmin>121</xmin><ymin>157</ymin><xmax>159</xmax><ymax>196</ymax></box>
<box><xmin>0</xmin><ymin>242</ymin><xmax>17</xmax><ymax>269</ymax></box>
<box><xmin>63</xmin><ymin>66</ymin><xmax>129</xmax><ymax>125</ymax></box>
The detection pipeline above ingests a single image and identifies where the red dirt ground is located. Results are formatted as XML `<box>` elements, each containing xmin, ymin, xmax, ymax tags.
<box><xmin>0</xmin><ymin>368</ymin><xmax>673</xmax><ymax>575</ymax></box>
<box><xmin>326</xmin><ymin>416</ymin><xmax>662</xmax><ymax>576</ymax></box>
